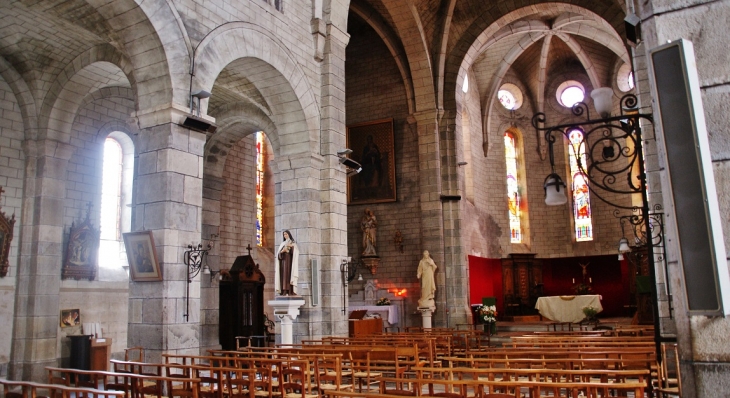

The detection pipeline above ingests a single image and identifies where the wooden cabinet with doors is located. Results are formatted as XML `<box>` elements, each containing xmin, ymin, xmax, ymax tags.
<box><xmin>219</xmin><ymin>254</ymin><xmax>266</xmax><ymax>350</ymax></box>
<box><xmin>502</xmin><ymin>253</ymin><xmax>542</xmax><ymax>316</ymax></box>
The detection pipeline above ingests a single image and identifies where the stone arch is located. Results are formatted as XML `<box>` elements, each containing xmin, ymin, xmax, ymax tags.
<box><xmin>204</xmin><ymin>102</ymin><xmax>279</xmax><ymax>179</ymax></box>
<box><xmin>192</xmin><ymin>22</ymin><xmax>320</xmax><ymax>156</ymax></box>
<box><xmin>38</xmin><ymin>45</ymin><xmax>135</xmax><ymax>143</ymax></box>
<box><xmin>90</xmin><ymin>0</ymin><xmax>191</xmax><ymax>109</ymax></box>
<box><xmin>350</xmin><ymin>1</ymin><xmax>416</xmax><ymax>115</ymax></box>
<box><xmin>379</xmin><ymin>0</ymin><xmax>436</xmax><ymax>112</ymax></box>
<box><xmin>447</xmin><ymin>3</ymin><xmax>628</xmax><ymax>114</ymax></box>
<box><xmin>0</xmin><ymin>57</ymin><xmax>37</xmax><ymax>134</ymax></box>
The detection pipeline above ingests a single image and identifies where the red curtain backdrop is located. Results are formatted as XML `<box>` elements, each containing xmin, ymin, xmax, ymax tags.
<box><xmin>541</xmin><ymin>254</ymin><xmax>628</xmax><ymax>317</ymax></box>
<box><xmin>468</xmin><ymin>256</ymin><xmax>503</xmax><ymax>314</ymax></box>
<box><xmin>467</xmin><ymin>254</ymin><xmax>629</xmax><ymax>318</ymax></box>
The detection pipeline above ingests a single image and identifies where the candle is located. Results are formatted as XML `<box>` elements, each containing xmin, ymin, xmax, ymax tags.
<box><xmin>589</xmin><ymin>277</ymin><xmax>592</xmax><ymax>283</ymax></box>
<box><xmin>572</xmin><ymin>278</ymin><xmax>575</xmax><ymax>284</ymax></box>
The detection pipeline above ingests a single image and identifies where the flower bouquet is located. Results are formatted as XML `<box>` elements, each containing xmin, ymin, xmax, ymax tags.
<box><xmin>476</xmin><ymin>304</ymin><xmax>498</xmax><ymax>335</ymax></box>
<box><xmin>376</xmin><ymin>297</ymin><xmax>391</xmax><ymax>306</ymax></box>
<box><xmin>582</xmin><ymin>305</ymin><xmax>599</xmax><ymax>321</ymax></box>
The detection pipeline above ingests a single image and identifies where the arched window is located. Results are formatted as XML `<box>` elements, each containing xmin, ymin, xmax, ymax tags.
<box><xmin>504</xmin><ymin>131</ymin><xmax>522</xmax><ymax>243</ymax></box>
<box><xmin>99</xmin><ymin>138</ymin><xmax>123</xmax><ymax>268</ymax></box>
<box><xmin>568</xmin><ymin>129</ymin><xmax>593</xmax><ymax>241</ymax></box>
<box><xmin>256</xmin><ymin>131</ymin><xmax>265</xmax><ymax>246</ymax></box>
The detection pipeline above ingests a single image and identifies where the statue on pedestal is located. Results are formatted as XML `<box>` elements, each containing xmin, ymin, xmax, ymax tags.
<box><xmin>417</xmin><ymin>250</ymin><xmax>437</xmax><ymax>309</ymax></box>
<box><xmin>361</xmin><ymin>208</ymin><xmax>378</xmax><ymax>256</ymax></box>
<box><xmin>275</xmin><ymin>230</ymin><xmax>299</xmax><ymax>296</ymax></box>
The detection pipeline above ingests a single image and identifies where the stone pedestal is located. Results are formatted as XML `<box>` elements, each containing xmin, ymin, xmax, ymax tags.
<box><xmin>418</xmin><ymin>307</ymin><xmax>435</xmax><ymax>329</ymax></box>
<box><xmin>268</xmin><ymin>297</ymin><xmax>306</xmax><ymax>345</ymax></box>
<box><xmin>362</xmin><ymin>256</ymin><xmax>380</xmax><ymax>275</ymax></box>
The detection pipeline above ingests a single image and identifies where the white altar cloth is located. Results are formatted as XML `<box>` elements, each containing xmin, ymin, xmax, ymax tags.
<box><xmin>535</xmin><ymin>295</ymin><xmax>603</xmax><ymax>323</ymax></box>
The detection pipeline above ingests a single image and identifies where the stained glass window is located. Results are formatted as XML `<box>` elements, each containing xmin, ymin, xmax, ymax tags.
<box><xmin>256</xmin><ymin>131</ymin><xmax>265</xmax><ymax>246</ymax></box>
<box><xmin>568</xmin><ymin>129</ymin><xmax>593</xmax><ymax>241</ymax></box>
<box><xmin>504</xmin><ymin>132</ymin><xmax>521</xmax><ymax>243</ymax></box>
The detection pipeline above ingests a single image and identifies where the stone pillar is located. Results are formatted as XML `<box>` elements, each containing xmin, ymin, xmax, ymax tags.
<box><xmin>418</xmin><ymin>307</ymin><xmax>434</xmax><ymax>329</ymax></box>
<box><xmin>269</xmin><ymin>297</ymin><xmax>306</xmax><ymax>345</ymax></box>
<box><xmin>309</xmin><ymin>19</ymin><xmax>350</xmax><ymax>339</ymax></box>
<box><xmin>127</xmin><ymin>106</ymin><xmax>207</xmax><ymax>361</ymax></box>
<box><xmin>274</xmin><ymin>152</ymin><xmax>325</xmax><ymax>343</ymax></box>
<box><xmin>10</xmin><ymin>139</ymin><xmax>73</xmax><ymax>381</ymax></box>
<box><xmin>410</xmin><ymin>111</ymin><xmax>449</xmax><ymax>327</ymax></box>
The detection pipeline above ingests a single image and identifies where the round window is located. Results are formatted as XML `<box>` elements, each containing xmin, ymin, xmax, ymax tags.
<box><xmin>617</xmin><ymin>63</ymin><xmax>635</xmax><ymax>92</ymax></box>
<box><xmin>556</xmin><ymin>80</ymin><xmax>585</xmax><ymax>108</ymax></box>
<box><xmin>497</xmin><ymin>83</ymin><xmax>523</xmax><ymax>110</ymax></box>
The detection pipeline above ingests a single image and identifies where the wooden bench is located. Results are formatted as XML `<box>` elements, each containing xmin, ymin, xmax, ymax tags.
<box><xmin>2</xmin><ymin>379</ymin><xmax>126</xmax><ymax>398</ymax></box>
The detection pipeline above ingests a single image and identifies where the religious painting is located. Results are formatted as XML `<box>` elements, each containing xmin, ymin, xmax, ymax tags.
<box><xmin>347</xmin><ymin>118</ymin><xmax>397</xmax><ymax>204</ymax></box>
<box><xmin>62</xmin><ymin>207</ymin><xmax>100</xmax><ymax>280</ymax></box>
<box><xmin>60</xmin><ymin>309</ymin><xmax>81</xmax><ymax>328</ymax></box>
<box><xmin>123</xmin><ymin>231</ymin><xmax>162</xmax><ymax>282</ymax></box>
<box><xmin>0</xmin><ymin>187</ymin><xmax>16</xmax><ymax>277</ymax></box>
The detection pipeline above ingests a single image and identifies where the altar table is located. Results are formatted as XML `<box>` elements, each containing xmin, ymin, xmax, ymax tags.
<box><xmin>535</xmin><ymin>295</ymin><xmax>603</xmax><ymax>323</ymax></box>
<box><xmin>348</xmin><ymin>305</ymin><xmax>400</xmax><ymax>324</ymax></box>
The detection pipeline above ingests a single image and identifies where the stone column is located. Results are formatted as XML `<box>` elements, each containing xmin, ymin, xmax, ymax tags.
<box><xmin>274</xmin><ymin>152</ymin><xmax>325</xmax><ymax>343</ymax></box>
<box><xmin>310</xmin><ymin>19</ymin><xmax>350</xmax><ymax>339</ymax></box>
<box><xmin>10</xmin><ymin>139</ymin><xmax>73</xmax><ymax>381</ymax></box>
<box><xmin>127</xmin><ymin>106</ymin><xmax>206</xmax><ymax>361</ymax></box>
<box><xmin>410</xmin><ymin>111</ymin><xmax>448</xmax><ymax>327</ymax></box>
<box><xmin>268</xmin><ymin>297</ymin><xmax>306</xmax><ymax>345</ymax></box>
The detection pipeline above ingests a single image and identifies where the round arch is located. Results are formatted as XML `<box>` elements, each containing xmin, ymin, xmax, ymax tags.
<box><xmin>39</xmin><ymin>45</ymin><xmax>135</xmax><ymax>143</ymax></box>
<box><xmin>192</xmin><ymin>23</ymin><xmax>320</xmax><ymax>157</ymax></box>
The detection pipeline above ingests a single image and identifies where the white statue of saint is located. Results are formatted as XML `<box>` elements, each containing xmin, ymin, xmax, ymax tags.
<box><xmin>417</xmin><ymin>250</ymin><xmax>437</xmax><ymax>309</ymax></box>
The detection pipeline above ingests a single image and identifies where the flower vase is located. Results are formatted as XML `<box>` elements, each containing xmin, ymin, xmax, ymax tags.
<box><xmin>483</xmin><ymin>321</ymin><xmax>497</xmax><ymax>336</ymax></box>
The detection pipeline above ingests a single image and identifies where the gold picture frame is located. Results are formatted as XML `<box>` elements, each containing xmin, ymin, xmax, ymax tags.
<box><xmin>123</xmin><ymin>231</ymin><xmax>163</xmax><ymax>282</ymax></box>
<box><xmin>60</xmin><ymin>309</ymin><xmax>81</xmax><ymax>328</ymax></box>
<box><xmin>0</xmin><ymin>187</ymin><xmax>15</xmax><ymax>277</ymax></box>
<box><xmin>346</xmin><ymin>118</ymin><xmax>397</xmax><ymax>204</ymax></box>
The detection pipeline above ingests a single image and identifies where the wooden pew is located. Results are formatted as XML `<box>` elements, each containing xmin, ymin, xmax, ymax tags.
<box><xmin>2</xmin><ymin>379</ymin><xmax>125</xmax><ymax>398</ymax></box>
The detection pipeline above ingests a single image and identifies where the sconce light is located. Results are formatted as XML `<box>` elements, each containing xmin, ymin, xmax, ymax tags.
<box><xmin>182</xmin><ymin>234</ymin><xmax>217</xmax><ymax>322</ymax></box>
<box><xmin>591</xmin><ymin>87</ymin><xmax>614</xmax><ymax>119</ymax></box>
<box><xmin>202</xmin><ymin>264</ymin><xmax>222</xmax><ymax>281</ymax></box>
<box><xmin>340</xmin><ymin>257</ymin><xmax>359</xmax><ymax>286</ymax></box>
<box><xmin>544</xmin><ymin>173</ymin><xmax>568</xmax><ymax>205</ymax></box>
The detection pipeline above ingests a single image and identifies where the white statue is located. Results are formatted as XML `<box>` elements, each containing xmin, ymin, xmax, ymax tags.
<box><xmin>417</xmin><ymin>250</ymin><xmax>437</xmax><ymax>309</ymax></box>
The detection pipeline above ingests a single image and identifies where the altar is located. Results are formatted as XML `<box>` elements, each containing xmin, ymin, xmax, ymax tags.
<box><xmin>535</xmin><ymin>295</ymin><xmax>603</xmax><ymax>323</ymax></box>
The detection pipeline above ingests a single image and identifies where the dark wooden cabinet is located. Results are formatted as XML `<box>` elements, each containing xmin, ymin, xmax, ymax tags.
<box><xmin>502</xmin><ymin>253</ymin><xmax>542</xmax><ymax>315</ymax></box>
<box><xmin>219</xmin><ymin>255</ymin><xmax>266</xmax><ymax>350</ymax></box>
<box><xmin>626</xmin><ymin>246</ymin><xmax>654</xmax><ymax>325</ymax></box>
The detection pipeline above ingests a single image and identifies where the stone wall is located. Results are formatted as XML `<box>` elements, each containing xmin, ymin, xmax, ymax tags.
<box><xmin>345</xmin><ymin>15</ymin><xmax>424</xmax><ymax>325</ymax></box>
<box><xmin>0</xmin><ymin>75</ymin><xmax>24</xmax><ymax>375</ymax></box>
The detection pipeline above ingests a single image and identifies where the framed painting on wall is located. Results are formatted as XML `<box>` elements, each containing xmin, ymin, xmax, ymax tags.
<box><xmin>347</xmin><ymin>118</ymin><xmax>397</xmax><ymax>204</ymax></box>
<box><xmin>123</xmin><ymin>231</ymin><xmax>163</xmax><ymax>282</ymax></box>
<box><xmin>60</xmin><ymin>309</ymin><xmax>80</xmax><ymax>328</ymax></box>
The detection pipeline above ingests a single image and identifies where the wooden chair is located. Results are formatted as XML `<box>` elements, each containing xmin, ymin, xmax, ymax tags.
<box><xmin>317</xmin><ymin>355</ymin><xmax>353</xmax><ymax>394</ymax></box>
<box><xmin>655</xmin><ymin>343</ymin><xmax>682</xmax><ymax>397</ymax></box>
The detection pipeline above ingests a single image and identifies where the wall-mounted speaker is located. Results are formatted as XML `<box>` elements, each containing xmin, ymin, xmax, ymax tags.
<box><xmin>624</xmin><ymin>13</ymin><xmax>641</xmax><ymax>47</ymax></box>
<box><xmin>311</xmin><ymin>258</ymin><xmax>320</xmax><ymax>307</ymax></box>
<box><xmin>183</xmin><ymin>115</ymin><xmax>218</xmax><ymax>134</ymax></box>
<box><xmin>649</xmin><ymin>39</ymin><xmax>730</xmax><ymax>316</ymax></box>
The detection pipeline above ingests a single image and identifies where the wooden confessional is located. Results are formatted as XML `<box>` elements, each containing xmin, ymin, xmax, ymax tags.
<box><xmin>219</xmin><ymin>254</ymin><xmax>266</xmax><ymax>350</ymax></box>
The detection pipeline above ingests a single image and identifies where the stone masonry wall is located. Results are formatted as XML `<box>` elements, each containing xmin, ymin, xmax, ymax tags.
<box><xmin>345</xmin><ymin>17</ymin><xmax>423</xmax><ymax>325</ymax></box>
<box><xmin>0</xmin><ymin>75</ymin><xmax>23</xmax><ymax>376</ymax></box>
